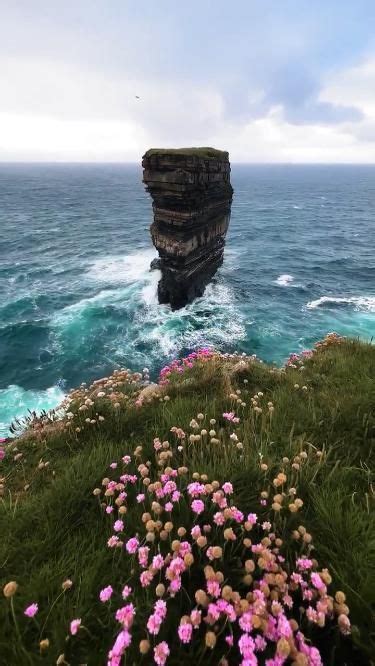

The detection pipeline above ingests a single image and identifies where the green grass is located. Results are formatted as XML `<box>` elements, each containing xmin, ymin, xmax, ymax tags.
<box><xmin>143</xmin><ymin>147</ymin><xmax>229</xmax><ymax>159</ymax></box>
<box><xmin>0</xmin><ymin>338</ymin><xmax>374</xmax><ymax>665</ymax></box>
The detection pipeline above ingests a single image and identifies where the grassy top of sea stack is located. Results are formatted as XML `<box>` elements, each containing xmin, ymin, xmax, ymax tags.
<box><xmin>0</xmin><ymin>335</ymin><xmax>374</xmax><ymax>665</ymax></box>
<box><xmin>143</xmin><ymin>147</ymin><xmax>229</xmax><ymax>160</ymax></box>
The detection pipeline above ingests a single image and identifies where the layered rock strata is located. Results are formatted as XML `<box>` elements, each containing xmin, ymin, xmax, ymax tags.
<box><xmin>142</xmin><ymin>148</ymin><xmax>233</xmax><ymax>309</ymax></box>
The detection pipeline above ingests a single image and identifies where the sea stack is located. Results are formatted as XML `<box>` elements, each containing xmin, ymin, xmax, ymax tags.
<box><xmin>142</xmin><ymin>147</ymin><xmax>233</xmax><ymax>309</ymax></box>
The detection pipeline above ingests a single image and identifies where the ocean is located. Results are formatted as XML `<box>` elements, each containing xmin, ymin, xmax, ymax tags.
<box><xmin>0</xmin><ymin>163</ymin><xmax>374</xmax><ymax>435</ymax></box>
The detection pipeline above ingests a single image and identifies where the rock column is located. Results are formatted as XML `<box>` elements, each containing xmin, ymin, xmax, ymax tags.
<box><xmin>142</xmin><ymin>148</ymin><xmax>233</xmax><ymax>309</ymax></box>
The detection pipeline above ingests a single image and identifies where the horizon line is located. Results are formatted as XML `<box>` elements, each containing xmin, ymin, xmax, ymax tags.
<box><xmin>1</xmin><ymin>160</ymin><xmax>375</xmax><ymax>166</ymax></box>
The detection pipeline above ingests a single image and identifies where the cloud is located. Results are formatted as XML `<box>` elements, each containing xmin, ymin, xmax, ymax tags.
<box><xmin>0</xmin><ymin>3</ymin><xmax>375</xmax><ymax>161</ymax></box>
<box><xmin>221</xmin><ymin>62</ymin><xmax>363</xmax><ymax>127</ymax></box>
<box><xmin>320</xmin><ymin>56</ymin><xmax>375</xmax><ymax>144</ymax></box>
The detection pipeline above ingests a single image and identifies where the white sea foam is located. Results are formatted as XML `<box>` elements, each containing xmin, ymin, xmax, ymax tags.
<box><xmin>0</xmin><ymin>384</ymin><xmax>65</xmax><ymax>437</ymax></box>
<box><xmin>275</xmin><ymin>274</ymin><xmax>294</xmax><ymax>286</ymax></box>
<box><xmin>86</xmin><ymin>249</ymin><xmax>157</xmax><ymax>284</ymax></box>
<box><xmin>141</xmin><ymin>269</ymin><xmax>160</xmax><ymax>305</ymax></box>
<box><xmin>51</xmin><ymin>250</ymin><xmax>247</xmax><ymax>386</ymax></box>
<box><xmin>306</xmin><ymin>296</ymin><xmax>375</xmax><ymax>312</ymax></box>
<box><xmin>51</xmin><ymin>288</ymin><xmax>123</xmax><ymax>326</ymax></box>
<box><xmin>134</xmin><ymin>280</ymin><xmax>247</xmax><ymax>361</ymax></box>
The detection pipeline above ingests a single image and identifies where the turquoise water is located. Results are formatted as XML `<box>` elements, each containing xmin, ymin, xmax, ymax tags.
<box><xmin>0</xmin><ymin>163</ymin><xmax>374</xmax><ymax>435</ymax></box>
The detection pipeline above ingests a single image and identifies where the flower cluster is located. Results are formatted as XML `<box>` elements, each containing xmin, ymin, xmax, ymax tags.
<box><xmin>285</xmin><ymin>351</ymin><xmax>313</xmax><ymax>370</ymax></box>
<box><xmin>314</xmin><ymin>332</ymin><xmax>344</xmax><ymax>351</ymax></box>
<box><xmin>286</xmin><ymin>333</ymin><xmax>344</xmax><ymax>369</ymax></box>
<box><xmin>159</xmin><ymin>348</ymin><xmax>215</xmax><ymax>385</ymax></box>
<box><xmin>88</xmin><ymin>429</ymin><xmax>350</xmax><ymax>665</ymax></box>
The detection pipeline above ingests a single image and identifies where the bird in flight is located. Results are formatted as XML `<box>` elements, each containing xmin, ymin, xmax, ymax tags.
<box><xmin>135</xmin><ymin>95</ymin><xmax>140</xmax><ymax>99</ymax></box>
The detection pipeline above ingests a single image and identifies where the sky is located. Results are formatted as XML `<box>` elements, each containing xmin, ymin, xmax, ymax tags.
<box><xmin>1</xmin><ymin>1</ymin><xmax>375</xmax><ymax>163</ymax></box>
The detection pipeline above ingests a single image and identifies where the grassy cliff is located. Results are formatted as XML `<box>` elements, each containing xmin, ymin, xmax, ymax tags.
<box><xmin>143</xmin><ymin>147</ymin><xmax>229</xmax><ymax>159</ymax></box>
<box><xmin>0</xmin><ymin>336</ymin><xmax>374</xmax><ymax>665</ymax></box>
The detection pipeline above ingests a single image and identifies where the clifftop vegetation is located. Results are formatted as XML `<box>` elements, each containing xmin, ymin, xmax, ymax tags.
<box><xmin>143</xmin><ymin>147</ymin><xmax>229</xmax><ymax>159</ymax></box>
<box><xmin>0</xmin><ymin>336</ymin><xmax>374</xmax><ymax>665</ymax></box>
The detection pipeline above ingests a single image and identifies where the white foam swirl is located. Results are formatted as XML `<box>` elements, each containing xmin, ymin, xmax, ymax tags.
<box><xmin>275</xmin><ymin>274</ymin><xmax>294</xmax><ymax>286</ymax></box>
<box><xmin>306</xmin><ymin>296</ymin><xmax>375</xmax><ymax>311</ymax></box>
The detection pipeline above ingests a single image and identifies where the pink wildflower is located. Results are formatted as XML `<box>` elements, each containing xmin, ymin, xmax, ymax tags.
<box><xmin>239</xmin><ymin>611</ymin><xmax>253</xmax><ymax>633</ymax></box>
<box><xmin>207</xmin><ymin>602</ymin><xmax>220</xmax><ymax>622</ymax></box>
<box><xmin>187</xmin><ymin>482</ymin><xmax>205</xmax><ymax>497</ymax></box>
<box><xmin>206</xmin><ymin>579</ymin><xmax>221</xmax><ymax>598</ymax></box>
<box><xmin>191</xmin><ymin>525</ymin><xmax>201</xmax><ymax>539</ymax></box>
<box><xmin>138</xmin><ymin>546</ymin><xmax>150</xmax><ymax>567</ymax></box>
<box><xmin>296</xmin><ymin>557</ymin><xmax>313</xmax><ymax>570</ymax></box>
<box><xmin>190</xmin><ymin>609</ymin><xmax>202</xmax><ymax>627</ymax></box>
<box><xmin>24</xmin><ymin>603</ymin><xmax>38</xmax><ymax>618</ymax></box>
<box><xmin>70</xmin><ymin>618</ymin><xmax>81</xmax><ymax>635</ymax></box>
<box><xmin>0</xmin><ymin>448</ymin><xmax>5</xmax><ymax>461</ymax></box>
<box><xmin>125</xmin><ymin>537</ymin><xmax>139</xmax><ymax>554</ymax></box>
<box><xmin>140</xmin><ymin>570</ymin><xmax>153</xmax><ymax>587</ymax></box>
<box><xmin>154</xmin><ymin>599</ymin><xmax>167</xmax><ymax>619</ymax></box>
<box><xmin>222</xmin><ymin>482</ymin><xmax>233</xmax><ymax>494</ymax></box>
<box><xmin>122</xmin><ymin>585</ymin><xmax>132</xmax><ymax>599</ymax></box>
<box><xmin>247</xmin><ymin>513</ymin><xmax>257</xmax><ymax>525</ymax></box>
<box><xmin>99</xmin><ymin>585</ymin><xmax>113</xmax><ymax>602</ymax></box>
<box><xmin>115</xmin><ymin>603</ymin><xmax>135</xmax><ymax>628</ymax></box>
<box><xmin>254</xmin><ymin>635</ymin><xmax>267</xmax><ymax>651</ymax></box>
<box><xmin>108</xmin><ymin>629</ymin><xmax>131</xmax><ymax>660</ymax></box>
<box><xmin>154</xmin><ymin>438</ymin><xmax>162</xmax><ymax>451</ymax></box>
<box><xmin>238</xmin><ymin>633</ymin><xmax>255</xmax><ymax>658</ymax></box>
<box><xmin>311</xmin><ymin>572</ymin><xmax>325</xmax><ymax>591</ymax></box>
<box><xmin>213</xmin><ymin>512</ymin><xmax>225</xmax><ymax>526</ymax></box>
<box><xmin>152</xmin><ymin>554</ymin><xmax>164</xmax><ymax>570</ymax></box>
<box><xmin>178</xmin><ymin>622</ymin><xmax>193</xmax><ymax>643</ymax></box>
<box><xmin>113</xmin><ymin>520</ymin><xmax>124</xmax><ymax>532</ymax></box>
<box><xmin>154</xmin><ymin>641</ymin><xmax>170</xmax><ymax>666</ymax></box>
<box><xmin>147</xmin><ymin>613</ymin><xmax>162</xmax><ymax>635</ymax></box>
<box><xmin>191</xmin><ymin>499</ymin><xmax>205</xmax><ymax>515</ymax></box>
<box><xmin>136</xmin><ymin>493</ymin><xmax>145</xmax><ymax>503</ymax></box>
<box><xmin>231</xmin><ymin>507</ymin><xmax>244</xmax><ymax>523</ymax></box>
<box><xmin>169</xmin><ymin>578</ymin><xmax>181</xmax><ymax>594</ymax></box>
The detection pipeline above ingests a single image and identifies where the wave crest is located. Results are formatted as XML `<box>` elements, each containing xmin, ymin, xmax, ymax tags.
<box><xmin>0</xmin><ymin>385</ymin><xmax>65</xmax><ymax>437</ymax></box>
<box><xmin>275</xmin><ymin>274</ymin><xmax>294</xmax><ymax>286</ymax></box>
<box><xmin>306</xmin><ymin>296</ymin><xmax>375</xmax><ymax>312</ymax></box>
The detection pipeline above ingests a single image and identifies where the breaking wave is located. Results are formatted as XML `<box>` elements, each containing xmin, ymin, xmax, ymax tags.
<box><xmin>0</xmin><ymin>385</ymin><xmax>65</xmax><ymax>437</ymax></box>
<box><xmin>275</xmin><ymin>274</ymin><xmax>294</xmax><ymax>286</ymax></box>
<box><xmin>306</xmin><ymin>296</ymin><xmax>375</xmax><ymax>312</ymax></box>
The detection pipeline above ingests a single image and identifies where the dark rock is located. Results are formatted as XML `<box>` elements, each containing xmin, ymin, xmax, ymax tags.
<box><xmin>150</xmin><ymin>258</ymin><xmax>162</xmax><ymax>271</ymax></box>
<box><xmin>142</xmin><ymin>147</ymin><xmax>233</xmax><ymax>309</ymax></box>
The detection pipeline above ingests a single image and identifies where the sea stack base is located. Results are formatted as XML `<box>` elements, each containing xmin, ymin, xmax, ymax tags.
<box><xmin>143</xmin><ymin>147</ymin><xmax>233</xmax><ymax>309</ymax></box>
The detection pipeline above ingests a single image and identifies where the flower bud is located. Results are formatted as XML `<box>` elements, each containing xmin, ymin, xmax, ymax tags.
<box><xmin>39</xmin><ymin>639</ymin><xmax>50</xmax><ymax>652</ymax></box>
<box><xmin>205</xmin><ymin>631</ymin><xmax>217</xmax><ymax>649</ymax></box>
<box><xmin>3</xmin><ymin>581</ymin><xmax>18</xmax><ymax>598</ymax></box>
<box><xmin>184</xmin><ymin>553</ymin><xmax>194</xmax><ymax>567</ymax></box>
<box><xmin>139</xmin><ymin>639</ymin><xmax>150</xmax><ymax>654</ymax></box>
<box><xmin>155</xmin><ymin>584</ymin><xmax>165</xmax><ymax>597</ymax></box>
